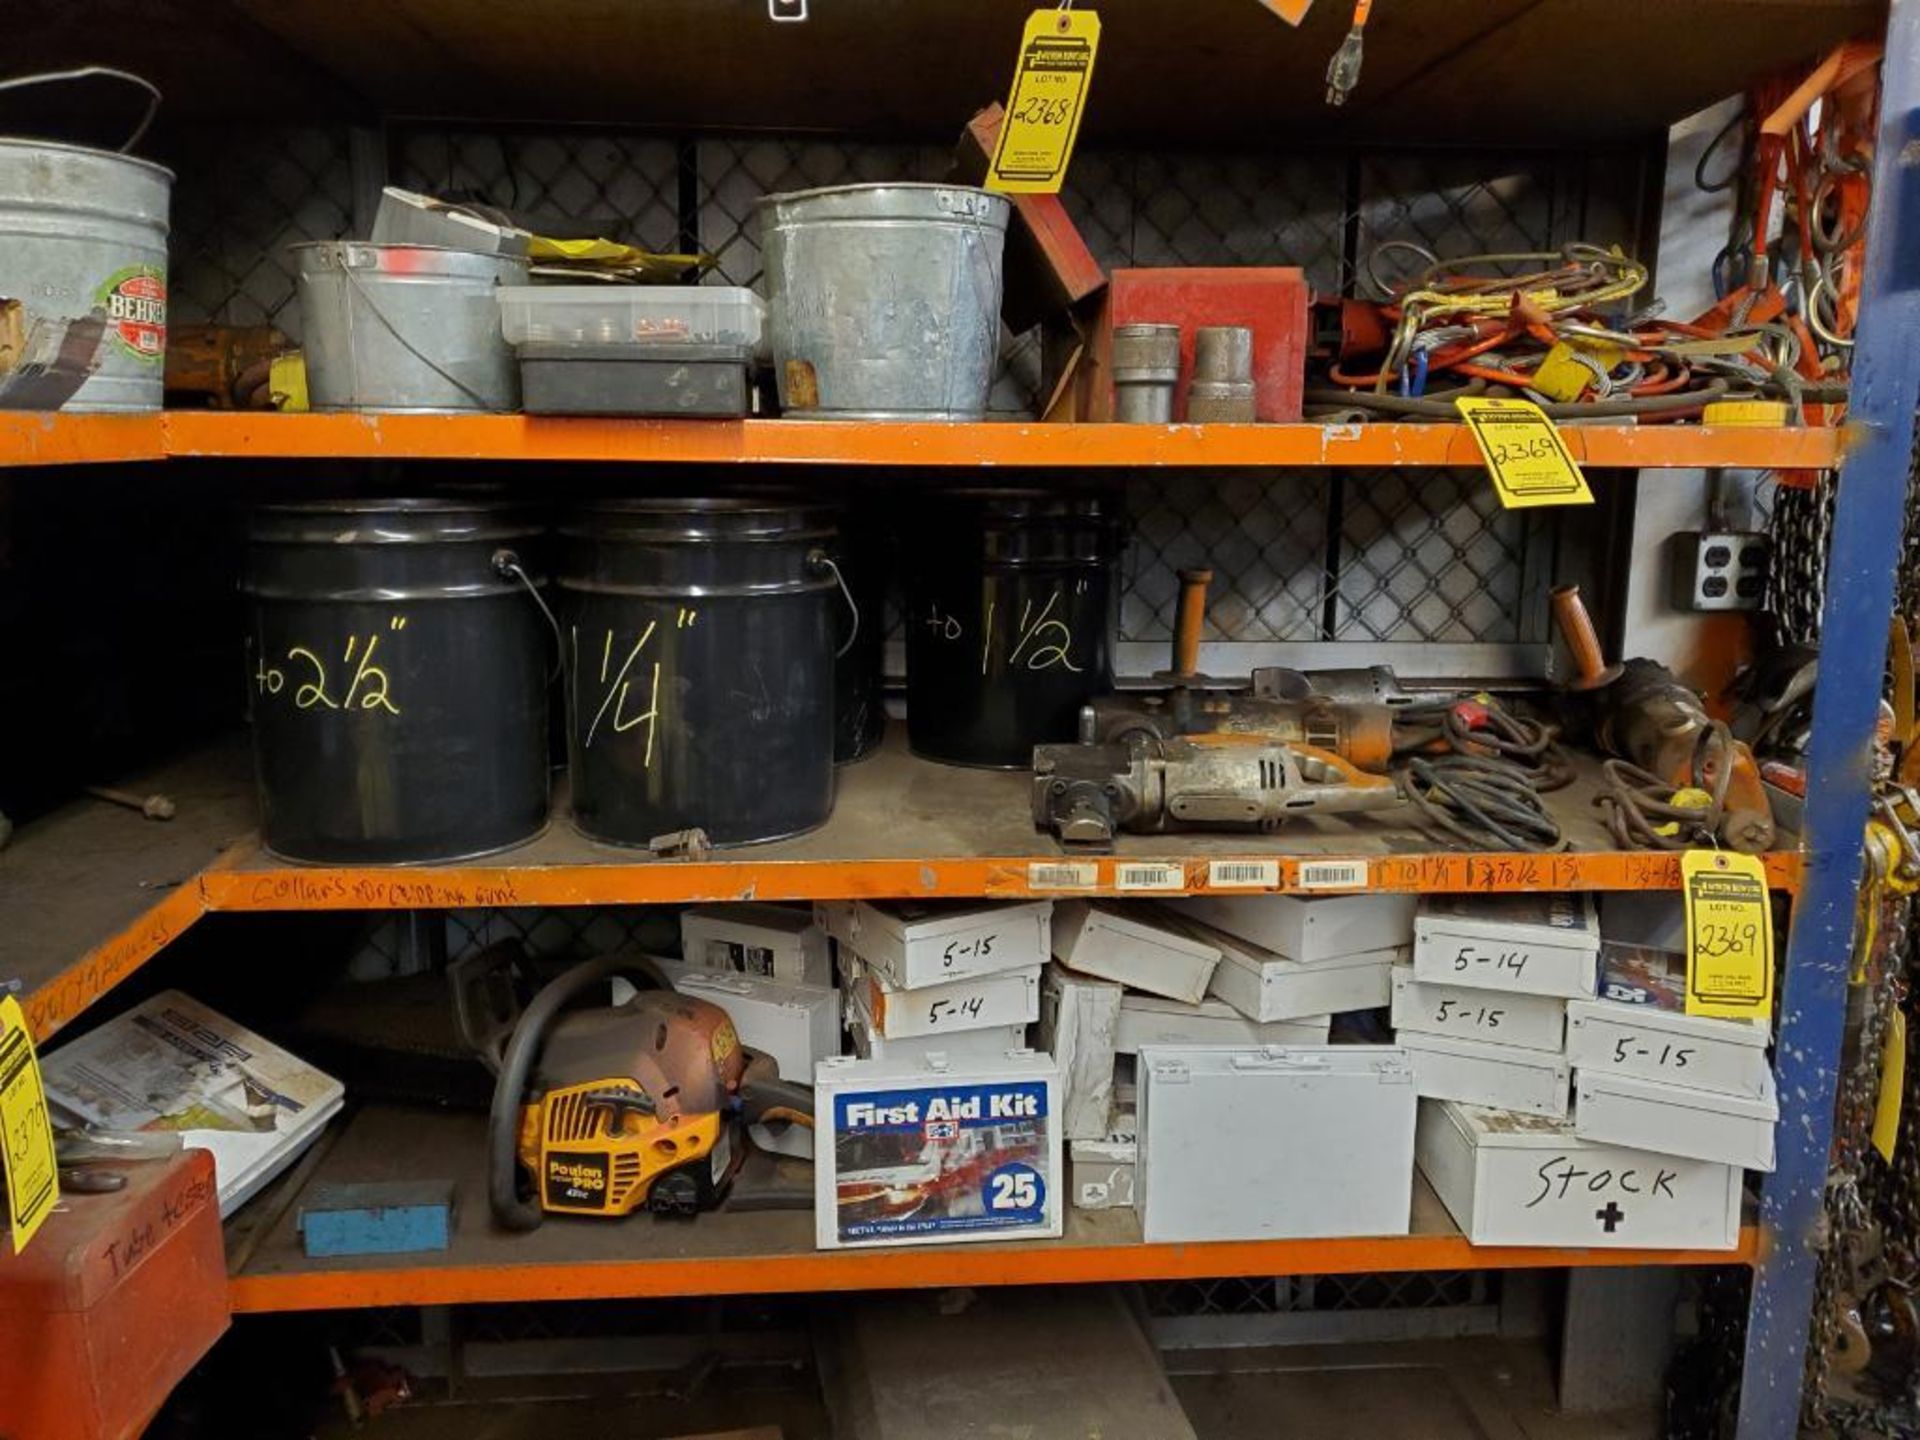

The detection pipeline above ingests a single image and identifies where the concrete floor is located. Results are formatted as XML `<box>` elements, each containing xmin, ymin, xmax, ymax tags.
<box><xmin>302</xmin><ymin>1337</ymin><xmax>1654</xmax><ymax>1440</ymax></box>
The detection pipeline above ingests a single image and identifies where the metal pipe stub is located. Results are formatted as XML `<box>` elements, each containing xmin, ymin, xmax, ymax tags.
<box><xmin>1188</xmin><ymin>325</ymin><xmax>1256</xmax><ymax>423</ymax></box>
<box><xmin>1113</xmin><ymin>322</ymin><xmax>1181</xmax><ymax>423</ymax></box>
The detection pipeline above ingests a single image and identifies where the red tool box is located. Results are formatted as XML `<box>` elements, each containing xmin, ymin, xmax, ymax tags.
<box><xmin>1094</xmin><ymin>268</ymin><xmax>1311</xmax><ymax>422</ymax></box>
<box><xmin>1</xmin><ymin>1149</ymin><xmax>229</xmax><ymax>1440</ymax></box>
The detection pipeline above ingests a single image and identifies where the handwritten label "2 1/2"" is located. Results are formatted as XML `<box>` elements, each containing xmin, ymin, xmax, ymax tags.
<box><xmin>255</xmin><ymin>616</ymin><xmax>408</xmax><ymax>714</ymax></box>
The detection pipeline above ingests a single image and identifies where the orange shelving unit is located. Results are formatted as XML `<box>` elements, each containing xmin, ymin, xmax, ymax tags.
<box><xmin>0</xmin><ymin>411</ymin><xmax>1852</xmax><ymax>471</ymax></box>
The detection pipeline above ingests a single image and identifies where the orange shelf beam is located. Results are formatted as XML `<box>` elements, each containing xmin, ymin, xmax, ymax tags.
<box><xmin>0</xmin><ymin>412</ymin><xmax>164</xmax><ymax>467</ymax></box>
<box><xmin>201</xmin><ymin>848</ymin><xmax>1805</xmax><ymax>914</ymax></box>
<box><xmin>227</xmin><ymin>1224</ymin><xmax>1759</xmax><ymax>1314</ymax></box>
<box><xmin>161</xmin><ymin>412</ymin><xmax>1848</xmax><ymax>469</ymax></box>
<box><xmin>21</xmin><ymin>846</ymin><xmax>1802</xmax><ymax>1042</ymax></box>
<box><xmin>0</xmin><ymin>411</ymin><xmax>1851</xmax><ymax>470</ymax></box>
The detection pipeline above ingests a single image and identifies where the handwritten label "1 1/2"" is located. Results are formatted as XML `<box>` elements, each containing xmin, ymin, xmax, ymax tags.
<box><xmin>922</xmin><ymin>583</ymin><xmax>1090</xmax><ymax>677</ymax></box>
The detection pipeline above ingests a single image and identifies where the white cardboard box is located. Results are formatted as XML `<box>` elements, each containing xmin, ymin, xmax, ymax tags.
<box><xmin>845</xmin><ymin>992</ymin><xmax>1029</xmax><ymax>1065</ymax></box>
<box><xmin>1412</xmin><ymin>894</ymin><xmax>1600</xmax><ymax>1000</ymax></box>
<box><xmin>853</xmin><ymin>960</ymin><xmax>1041</xmax><ymax>1040</ymax></box>
<box><xmin>658</xmin><ymin>960</ymin><xmax>839</xmax><ymax>1086</ymax></box>
<box><xmin>814</xmin><ymin>1050</ymin><xmax>1063</xmax><ymax>1248</ymax></box>
<box><xmin>1181</xmin><ymin>911</ymin><xmax>1400</xmax><ymax>1021</ymax></box>
<box><xmin>1070</xmin><ymin>1115</ymin><xmax>1138</xmax><ymax>1211</ymax></box>
<box><xmin>1417</xmin><ymin>1099</ymin><xmax>1743</xmax><ymax>1250</ymax></box>
<box><xmin>681</xmin><ymin>903</ymin><xmax>830</xmax><ymax>986</ymax></box>
<box><xmin>1167</xmin><ymin>892</ymin><xmax>1416</xmax><ymax>962</ymax></box>
<box><xmin>1391</xmin><ymin>965</ymin><xmax>1567</xmax><ymax>1053</ymax></box>
<box><xmin>1137</xmin><ymin>1045</ymin><xmax>1415</xmax><ymax>1241</ymax></box>
<box><xmin>1039</xmin><ymin>963</ymin><xmax>1123</xmax><ymax>1141</ymax></box>
<box><xmin>1114</xmin><ymin>992</ymin><xmax>1330</xmax><ymax>1054</ymax></box>
<box><xmin>1399</xmin><ymin>1030</ymin><xmax>1571</xmax><ymax>1119</ymax></box>
<box><xmin>1574</xmin><ymin>1068</ymin><xmax>1779</xmax><ymax>1172</ymax></box>
<box><xmin>1051</xmin><ymin>901</ymin><xmax>1220</xmax><ymax>1004</ymax></box>
<box><xmin>1566</xmin><ymin>998</ymin><xmax>1771</xmax><ymax>1099</ymax></box>
<box><xmin>817</xmin><ymin>899</ymin><xmax>1051</xmax><ymax>989</ymax></box>
<box><xmin>659</xmin><ymin>962</ymin><xmax>838</xmax><ymax>1159</ymax></box>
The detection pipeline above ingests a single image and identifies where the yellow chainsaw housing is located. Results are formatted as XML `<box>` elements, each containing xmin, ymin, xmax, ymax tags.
<box><xmin>518</xmin><ymin>1077</ymin><xmax>732</xmax><ymax>1217</ymax></box>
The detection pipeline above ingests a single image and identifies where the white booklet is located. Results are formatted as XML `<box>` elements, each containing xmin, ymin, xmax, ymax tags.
<box><xmin>42</xmin><ymin>990</ymin><xmax>344</xmax><ymax>1216</ymax></box>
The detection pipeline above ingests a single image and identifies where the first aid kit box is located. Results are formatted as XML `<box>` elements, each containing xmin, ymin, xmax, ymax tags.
<box><xmin>1391</xmin><ymin>965</ymin><xmax>1566</xmax><ymax>1053</ymax></box>
<box><xmin>1417</xmin><ymin>1099</ymin><xmax>1743</xmax><ymax>1250</ymax></box>
<box><xmin>681</xmin><ymin>903</ymin><xmax>830</xmax><ymax>986</ymax></box>
<box><xmin>1137</xmin><ymin>1044</ymin><xmax>1415</xmax><ymax>1242</ymax></box>
<box><xmin>1566</xmin><ymin>997</ymin><xmax>1771</xmax><ymax>1100</ymax></box>
<box><xmin>853</xmin><ymin>959</ymin><xmax>1041</xmax><ymax>1040</ymax></box>
<box><xmin>1168</xmin><ymin>892</ymin><xmax>1415</xmax><ymax>962</ymax></box>
<box><xmin>1052</xmin><ymin>900</ymin><xmax>1222</xmax><ymax>1004</ymax></box>
<box><xmin>1040</xmin><ymin>963</ymin><xmax>1123</xmax><ymax>1141</ymax></box>
<box><xmin>1114</xmin><ymin>992</ymin><xmax>1330</xmax><ymax>1054</ymax></box>
<box><xmin>818</xmin><ymin>899</ymin><xmax>1051</xmax><ymax>989</ymax></box>
<box><xmin>1070</xmin><ymin>1115</ymin><xmax>1138</xmax><ymax>1211</ymax></box>
<box><xmin>1399</xmin><ymin>1030</ymin><xmax>1571</xmax><ymax>1119</ymax></box>
<box><xmin>1574</xmin><ymin>1067</ymin><xmax>1779</xmax><ymax>1172</ymax></box>
<box><xmin>814</xmin><ymin>1051</ymin><xmax>1063</xmax><ymax>1249</ymax></box>
<box><xmin>1413</xmin><ymin>893</ymin><xmax>1599</xmax><ymax>999</ymax></box>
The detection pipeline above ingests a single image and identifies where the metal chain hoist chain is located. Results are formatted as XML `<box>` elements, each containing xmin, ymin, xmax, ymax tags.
<box><xmin>1768</xmin><ymin>471</ymin><xmax>1836</xmax><ymax>647</ymax></box>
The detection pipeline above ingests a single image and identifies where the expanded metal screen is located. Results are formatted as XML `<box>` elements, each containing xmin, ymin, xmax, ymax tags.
<box><xmin>163</xmin><ymin>124</ymin><xmax>1644</xmax><ymax>661</ymax></box>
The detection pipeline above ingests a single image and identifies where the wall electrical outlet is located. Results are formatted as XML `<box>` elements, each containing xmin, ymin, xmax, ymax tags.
<box><xmin>1672</xmin><ymin>531</ymin><xmax>1769</xmax><ymax>611</ymax></box>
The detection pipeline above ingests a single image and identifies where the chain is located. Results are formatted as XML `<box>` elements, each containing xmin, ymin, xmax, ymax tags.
<box><xmin>1768</xmin><ymin>470</ymin><xmax>1836</xmax><ymax>647</ymax></box>
<box><xmin>1802</xmin><ymin>878</ymin><xmax>1907</xmax><ymax>1435</ymax></box>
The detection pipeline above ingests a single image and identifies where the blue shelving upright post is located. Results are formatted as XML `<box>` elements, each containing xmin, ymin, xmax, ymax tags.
<box><xmin>1737</xmin><ymin>2</ymin><xmax>1920</xmax><ymax>1433</ymax></box>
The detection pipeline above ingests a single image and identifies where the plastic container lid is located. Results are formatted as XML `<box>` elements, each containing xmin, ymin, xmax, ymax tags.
<box><xmin>498</xmin><ymin>285</ymin><xmax>766</xmax><ymax>352</ymax></box>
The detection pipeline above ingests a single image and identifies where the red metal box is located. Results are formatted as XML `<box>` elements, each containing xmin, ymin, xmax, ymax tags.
<box><xmin>0</xmin><ymin>1149</ymin><xmax>229</xmax><ymax>1440</ymax></box>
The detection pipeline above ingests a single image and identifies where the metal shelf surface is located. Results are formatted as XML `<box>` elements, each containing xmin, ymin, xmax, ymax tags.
<box><xmin>222</xmin><ymin>1103</ymin><xmax>1760</xmax><ymax>1316</ymax></box>
<box><xmin>2</xmin><ymin>733</ymin><xmax>1802</xmax><ymax>1044</ymax></box>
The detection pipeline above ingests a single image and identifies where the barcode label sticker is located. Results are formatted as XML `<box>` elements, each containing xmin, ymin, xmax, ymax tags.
<box><xmin>1115</xmin><ymin>862</ymin><xmax>1185</xmax><ymax>892</ymax></box>
<box><xmin>1028</xmin><ymin>861</ymin><xmax>1098</xmax><ymax>890</ymax></box>
<box><xmin>1207</xmin><ymin>859</ymin><xmax>1280</xmax><ymax>889</ymax></box>
<box><xmin>1297</xmin><ymin>860</ymin><xmax>1369</xmax><ymax>891</ymax></box>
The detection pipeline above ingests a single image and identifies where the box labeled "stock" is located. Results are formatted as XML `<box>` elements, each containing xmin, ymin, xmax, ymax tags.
<box><xmin>1417</xmin><ymin>1100</ymin><xmax>1742</xmax><ymax>1250</ymax></box>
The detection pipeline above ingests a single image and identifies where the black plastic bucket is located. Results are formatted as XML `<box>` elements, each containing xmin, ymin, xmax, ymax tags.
<box><xmin>243</xmin><ymin>500</ymin><xmax>550</xmax><ymax>863</ymax></box>
<box><xmin>905</xmin><ymin>489</ymin><xmax>1120</xmax><ymax>768</ymax></box>
<box><xmin>832</xmin><ymin>503</ymin><xmax>888</xmax><ymax>763</ymax></box>
<box><xmin>559</xmin><ymin>498</ymin><xmax>840</xmax><ymax>846</ymax></box>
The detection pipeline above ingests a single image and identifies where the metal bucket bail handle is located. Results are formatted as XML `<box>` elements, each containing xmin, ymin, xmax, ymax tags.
<box><xmin>810</xmin><ymin>549</ymin><xmax>860</xmax><ymax>658</ymax></box>
<box><xmin>493</xmin><ymin>548</ymin><xmax>565</xmax><ymax>681</ymax></box>
<box><xmin>337</xmin><ymin>260</ymin><xmax>502</xmax><ymax>411</ymax></box>
<box><xmin>0</xmin><ymin>68</ymin><xmax>162</xmax><ymax>152</ymax></box>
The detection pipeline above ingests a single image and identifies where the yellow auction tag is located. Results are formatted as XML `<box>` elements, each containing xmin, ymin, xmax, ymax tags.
<box><xmin>0</xmin><ymin>997</ymin><xmax>58</xmax><ymax>1254</ymax></box>
<box><xmin>1681</xmin><ymin>850</ymin><xmax>1776</xmax><ymax>1019</ymax></box>
<box><xmin>987</xmin><ymin>9</ymin><xmax>1100</xmax><ymax>195</ymax></box>
<box><xmin>1454</xmin><ymin>397</ymin><xmax>1595</xmax><ymax>510</ymax></box>
<box><xmin>1874</xmin><ymin>1009</ymin><xmax>1906</xmax><ymax>1164</ymax></box>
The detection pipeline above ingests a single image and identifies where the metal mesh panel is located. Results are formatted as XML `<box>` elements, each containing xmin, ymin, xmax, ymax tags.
<box><xmin>165</xmin><ymin>128</ymin><xmax>1635</xmax><ymax>654</ymax></box>
<box><xmin>1144</xmin><ymin>1271</ymin><xmax>1491</xmax><ymax>1317</ymax></box>
<box><xmin>393</xmin><ymin>129</ymin><xmax>681</xmax><ymax>253</ymax></box>
<box><xmin>168</xmin><ymin>125</ymin><xmax>356</xmax><ymax>342</ymax></box>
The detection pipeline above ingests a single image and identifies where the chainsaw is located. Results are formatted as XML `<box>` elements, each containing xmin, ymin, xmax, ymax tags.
<box><xmin>468</xmin><ymin>950</ymin><xmax>813</xmax><ymax>1229</ymax></box>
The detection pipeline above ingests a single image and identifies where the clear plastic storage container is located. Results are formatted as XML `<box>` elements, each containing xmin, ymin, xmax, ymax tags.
<box><xmin>497</xmin><ymin>286</ymin><xmax>766</xmax><ymax>351</ymax></box>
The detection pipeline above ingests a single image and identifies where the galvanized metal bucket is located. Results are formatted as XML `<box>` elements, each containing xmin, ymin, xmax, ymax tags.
<box><xmin>758</xmin><ymin>183</ymin><xmax>1011</xmax><ymax>421</ymax></box>
<box><xmin>292</xmin><ymin>242</ymin><xmax>527</xmax><ymax>413</ymax></box>
<box><xmin>0</xmin><ymin>138</ymin><xmax>172</xmax><ymax>412</ymax></box>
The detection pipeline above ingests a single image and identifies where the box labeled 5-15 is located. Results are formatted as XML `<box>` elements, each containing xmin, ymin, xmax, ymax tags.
<box><xmin>818</xmin><ymin>899</ymin><xmax>1052</xmax><ymax>988</ymax></box>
